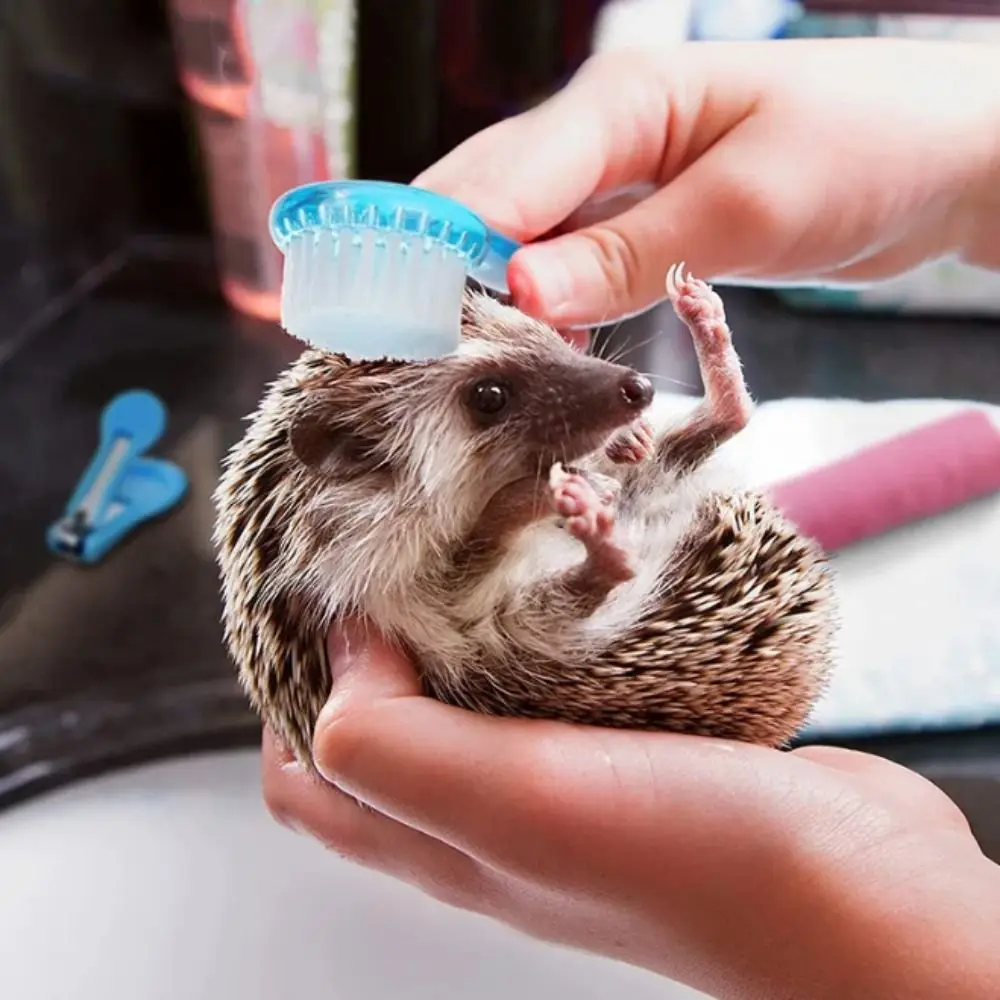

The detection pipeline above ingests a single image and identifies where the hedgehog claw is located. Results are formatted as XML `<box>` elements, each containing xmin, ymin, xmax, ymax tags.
<box><xmin>665</xmin><ymin>261</ymin><xmax>685</xmax><ymax>302</ymax></box>
<box><xmin>606</xmin><ymin>418</ymin><xmax>655</xmax><ymax>465</ymax></box>
<box><xmin>666</xmin><ymin>263</ymin><xmax>726</xmax><ymax>330</ymax></box>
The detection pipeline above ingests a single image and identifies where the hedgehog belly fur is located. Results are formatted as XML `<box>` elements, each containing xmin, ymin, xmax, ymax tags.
<box><xmin>422</xmin><ymin>489</ymin><xmax>837</xmax><ymax>748</ymax></box>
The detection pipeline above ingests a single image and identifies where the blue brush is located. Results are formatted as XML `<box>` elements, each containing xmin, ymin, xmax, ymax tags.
<box><xmin>268</xmin><ymin>180</ymin><xmax>523</xmax><ymax>361</ymax></box>
<box><xmin>46</xmin><ymin>389</ymin><xmax>188</xmax><ymax>565</ymax></box>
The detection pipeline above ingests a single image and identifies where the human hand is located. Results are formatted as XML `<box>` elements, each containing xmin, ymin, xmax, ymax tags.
<box><xmin>415</xmin><ymin>38</ymin><xmax>1000</xmax><ymax>329</ymax></box>
<box><xmin>263</xmin><ymin>625</ymin><xmax>1000</xmax><ymax>1000</ymax></box>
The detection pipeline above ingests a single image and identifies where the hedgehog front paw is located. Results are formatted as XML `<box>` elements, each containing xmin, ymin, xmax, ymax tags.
<box><xmin>606</xmin><ymin>418</ymin><xmax>655</xmax><ymax>465</ymax></box>
<box><xmin>550</xmin><ymin>467</ymin><xmax>608</xmax><ymax>530</ymax></box>
<box><xmin>549</xmin><ymin>464</ymin><xmax>634</xmax><ymax>583</ymax></box>
<box><xmin>666</xmin><ymin>262</ymin><xmax>727</xmax><ymax>335</ymax></box>
<box><xmin>664</xmin><ymin>262</ymin><xmax>752</xmax><ymax>438</ymax></box>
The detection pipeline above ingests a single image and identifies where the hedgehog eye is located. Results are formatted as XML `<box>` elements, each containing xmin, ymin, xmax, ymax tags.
<box><xmin>468</xmin><ymin>378</ymin><xmax>510</xmax><ymax>417</ymax></box>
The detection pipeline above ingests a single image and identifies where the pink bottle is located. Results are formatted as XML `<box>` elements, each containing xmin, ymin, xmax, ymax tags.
<box><xmin>166</xmin><ymin>0</ymin><xmax>355</xmax><ymax>322</ymax></box>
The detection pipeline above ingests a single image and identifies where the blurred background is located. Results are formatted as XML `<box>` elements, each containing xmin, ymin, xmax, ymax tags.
<box><xmin>1</xmin><ymin>3</ymin><xmax>1000</xmax><ymax>999</ymax></box>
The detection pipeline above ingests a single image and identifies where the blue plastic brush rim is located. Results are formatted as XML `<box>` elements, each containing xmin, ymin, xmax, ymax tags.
<box><xmin>268</xmin><ymin>179</ymin><xmax>521</xmax><ymax>296</ymax></box>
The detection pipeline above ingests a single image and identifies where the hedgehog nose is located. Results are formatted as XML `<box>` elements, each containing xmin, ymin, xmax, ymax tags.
<box><xmin>620</xmin><ymin>371</ymin><xmax>654</xmax><ymax>410</ymax></box>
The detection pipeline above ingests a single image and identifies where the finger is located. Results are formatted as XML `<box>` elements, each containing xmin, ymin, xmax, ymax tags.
<box><xmin>792</xmin><ymin>745</ymin><xmax>973</xmax><ymax>835</ymax></box>
<box><xmin>509</xmin><ymin>112</ymin><xmax>818</xmax><ymax>327</ymax></box>
<box><xmin>413</xmin><ymin>53</ymin><xmax>673</xmax><ymax>244</ymax></box>
<box><xmin>262</xmin><ymin>727</ymin><xmax>493</xmax><ymax>909</ymax></box>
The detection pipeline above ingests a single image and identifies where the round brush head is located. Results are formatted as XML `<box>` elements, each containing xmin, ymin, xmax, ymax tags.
<box><xmin>269</xmin><ymin>180</ymin><xmax>520</xmax><ymax>361</ymax></box>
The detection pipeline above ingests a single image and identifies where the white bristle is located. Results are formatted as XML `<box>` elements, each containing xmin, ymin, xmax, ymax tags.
<box><xmin>280</xmin><ymin>227</ymin><xmax>469</xmax><ymax>361</ymax></box>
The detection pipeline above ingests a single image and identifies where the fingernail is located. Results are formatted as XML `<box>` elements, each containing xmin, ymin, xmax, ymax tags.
<box><xmin>507</xmin><ymin>263</ymin><xmax>534</xmax><ymax>313</ymax></box>
<box><xmin>327</xmin><ymin>618</ymin><xmax>372</xmax><ymax>683</ymax></box>
<box><xmin>278</xmin><ymin>815</ymin><xmax>313</xmax><ymax>838</ymax></box>
<box><xmin>263</xmin><ymin>723</ymin><xmax>306</xmax><ymax>773</ymax></box>
<box><xmin>513</xmin><ymin>245</ymin><xmax>574</xmax><ymax>320</ymax></box>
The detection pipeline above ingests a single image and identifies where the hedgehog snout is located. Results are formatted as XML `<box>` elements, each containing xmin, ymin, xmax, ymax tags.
<box><xmin>525</xmin><ymin>360</ymin><xmax>654</xmax><ymax>459</ymax></box>
<box><xmin>562</xmin><ymin>359</ymin><xmax>654</xmax><ymax>426</ymax></box>
<box><xmin>620</xmin><ymin>371</ymin><xmax>654</xmax><ymax>410</ymax></box>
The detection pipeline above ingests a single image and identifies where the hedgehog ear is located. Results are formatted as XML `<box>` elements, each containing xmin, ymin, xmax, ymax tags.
<box><xmin>459</xmin><ymin>294</ymin><xmax>476</xmax><ymax>342</ymax></box>
<box><xmin>288</xmin><ymin>402</ymin><xmax>379</xmax><ymax>474</ymax></box>
<box><xmin>288</xmin><ymin>405</ymin><xmax>338</xmax><ymax>469</ymax></box>
<box><xmin>460</xmin><ymin>286</ymin><xmax>504</xmax><ymax>339</ymax></box>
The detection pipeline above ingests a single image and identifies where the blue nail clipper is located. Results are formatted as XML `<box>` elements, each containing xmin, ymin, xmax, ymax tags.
<box><xmin>46</xmin><ymin>390</ymin><xmax>188</xmax><ymax>565</ymax></box>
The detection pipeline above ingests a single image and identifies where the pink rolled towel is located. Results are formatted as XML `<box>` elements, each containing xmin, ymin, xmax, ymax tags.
<box><xmin>767</xmin><ymin>409</ymin><xmax>1000</xmax><ymax>552</ymax></box>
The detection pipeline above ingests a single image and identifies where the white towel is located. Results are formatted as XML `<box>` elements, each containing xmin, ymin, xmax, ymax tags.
<box><xmin>648</xmin><ymin>393</ymin><xmax>1000</xmax><ymax>738</ymax></box>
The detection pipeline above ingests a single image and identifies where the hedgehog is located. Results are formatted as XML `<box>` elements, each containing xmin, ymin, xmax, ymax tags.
<box><xmin>213</xmin><ymin>265</ymin><xmax>838</xmax><ymax>767</ymax></box>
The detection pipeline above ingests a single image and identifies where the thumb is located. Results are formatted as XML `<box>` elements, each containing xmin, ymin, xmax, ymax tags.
<box><xmin>316</xmin><ymin>620</ymin><xmax>422</xmax><ymax>735</ymax></box>
<box><xmin>511</xmin><ymin>117</ymin><xmax>805</xmax><ymax>328</ymax></box>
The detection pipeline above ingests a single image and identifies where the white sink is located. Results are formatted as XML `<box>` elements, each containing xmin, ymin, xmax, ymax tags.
<box><xmin>0</xmin><ymin>749</ymin><xmax>708</xmax><ymax>1000</ymax></box>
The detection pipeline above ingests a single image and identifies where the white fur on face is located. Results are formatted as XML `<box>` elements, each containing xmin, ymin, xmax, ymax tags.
<box><xmin>454</xmin><ymin>339</ymin><xmax>505</xmax><ymax>361</ymax></box>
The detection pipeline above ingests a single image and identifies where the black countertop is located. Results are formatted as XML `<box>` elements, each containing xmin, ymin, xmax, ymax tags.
<box><xmin>2</xmin><ymin>246</ymin><xmax>999</xmax><ymax>860</ymax></box>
